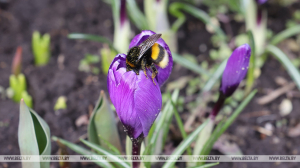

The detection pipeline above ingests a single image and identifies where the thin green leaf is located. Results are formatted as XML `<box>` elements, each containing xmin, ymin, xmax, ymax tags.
<box><xmin>88</xmin><ymin>91</ymin><xmax>122</xmax><ymax>152</ymax></box>
<box><xmin>68</xmin><ymin>33</ymin><xmax>117</xmax><ymax>52</ymax></box>
<box><xmin>200</xmin><ymin>90</ymin><xmax>257</xmax><ymax>157</ymax></box>
<box><xmin>126</xmin><ymin>136</ymin><xmax>132</xmax><ymax>156</ymax></box>
<box><xmin>110</xmin><ymin>0</ymin><xmax>119</xmax><ymax>26</ymax></box>
<box><xmin>142</xmin><ymin>143</ymin><xmax>153</xmax><ymax>168</ymax></box>
<box><xmin>200</xmin><ymin>59</ymin><xmax>227</xmax><ymax>93</ymax></box>
<box><xmin>80</xmin><ymin>139</ymin><xmax>131</xmax><ymax>168</ymax></box>
<box><xmin>127</xmin><ymin>0</ymin><xmax>149</xmax><ymax>30</ymax></box>
<box><xmin>172</xmin><ymin>53</ymin><xmax>210</xmax><ymax>76</ymax></box>
<box><xmin>19</xmin><ymin>100</ymin><xmax>51</xmax><ymax>168</ymax></box>
<box><xmin>245</xmin><ymin>30</ymin><xmax>256</xmax><ymax>96</ymax></box>
<box><xmin>266</xmin><ymin>45</ymin><xmax>300</xmax><ymax>90</ymax></box>
<box><xmin>162</xmin><ymin>120</ymin><xmax>209</xmax><ymax>168</ymax></box>
<box><xmin>189</xmin><ymin>162</ymin><xmax>219</xmax><ymax>168</ymax></box>
<box><xmin>193</xmin><ymin>118</ymin><xmax>214</xmax><ymax>157</ymax></box>
<box><xmin>18</xmin><ymin>101</ymin><xmax>40</xmax><ymax>168</ymax></box>
<box><xmin>169</xmin><ymin>2</ymin><xmax>186</xmax><ymax>32</ymax></box>
<box><xmin>170</xmin><ymin>98</ymin><xmax>191</xmax><ymax>155</ymax></box>
<box><xmin>270</xmin><ymin>25</ymin><xmax>300</xmax><ymax>45</ymax></box>
<box><xmin>52</xmin><ymin>136</ymin><xmax>113</xmax><ymax>168</ymax></box>
<box><xmin>162</xmin><ymin>90</ymin><xmax>180</xmax><ymax>151</ymax></box>
<box><xmin>98</xmin><ymin>135</ymin><xmax>121</xmax><ymax>155</ymax></box>
<box><xmin>169</xmin><ymin>2</ymin><xmax>226</xmax><ymax>39</ymax></box>
<box><xmin>147</xmin><ymin>89</ymin><xmax>179</xmax><ymax>155</ymax></box>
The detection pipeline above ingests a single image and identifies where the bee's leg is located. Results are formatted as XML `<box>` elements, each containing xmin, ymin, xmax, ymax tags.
<box><xmin>133</xmin><ymin>68</ymin><xmax>139</xmax><ymax>75</ymax></box>
<box><xmin>141</xmin><ymin>58</ymin><xmax>148</xmax><ymax>78</ymax></box>
<box><xmin>150</xmin><ymin>63</ymin><xmax>158</xmax><ymax>85</ymax></box>
<box><xmin>126</xmin><ymin>63</ymin><xmax>139</xmax><ymax>75</ymax></box>
<box><xmin>126</xmin><ymin>63</ymin><xmax>133</xmax><ymax>72</ymax></box>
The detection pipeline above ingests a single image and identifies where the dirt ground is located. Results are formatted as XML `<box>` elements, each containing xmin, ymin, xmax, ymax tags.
<box><xmin>1</xmin><ymin>0</ymin><xmax>300</xmax><ymax>168</ymax></box>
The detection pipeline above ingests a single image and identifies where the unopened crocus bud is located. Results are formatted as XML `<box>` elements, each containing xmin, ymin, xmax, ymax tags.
<box><xmin>220</xmin><ymin>44</ymin><xmax>251</xmax><ymax>97</ymax></box>
<box><xmin>113</xmin><ymin>0</ymin><xmax>130</xmax><ymax>53</ymax></box>
<box><xmin>108</xmin><ymin>30</ymin><xmax>173</xmax><ymax>140</ymax></box>
<box><xmin>211</xmin><ymin>44</ymin><xmax>251</xmax><ymax>119</ymax></box>
<box><xmin>256</xmin><ymin>0</ymin><xmax>267</xmax><ymax>4</ymax></box>
<box><xmin>245</xmin><ymin>0</ymin><xmax>267</xmax><ymax>56</ymax></box>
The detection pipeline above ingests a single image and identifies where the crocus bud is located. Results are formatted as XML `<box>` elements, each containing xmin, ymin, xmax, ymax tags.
<box><xmin>245</xmin><ymin>0</ymin><xmax>267</xmax><ymax>56</ymax></box>
<box><xmin>107</xmin><ymin>30</ymin><xmax>173</xmax><ymax>140</ymax></box>
<box><xmin>220</xmin><ymin>44</ymin><xmax>251</xmax><ymax>97</ymax></box>
<box><xmin>113</xmin><ymin>0</ymin><xmax>130</xmax><ymax>53</ymax></box>
<box><xmin>256</xmin><ymin>0</ymin><xmax>267</xmax><ymax>4</ymax></box>
<box><xmin>210</xmin><ymin>44</ymin><xmax>251</xmax><ymax>119</ymax></box>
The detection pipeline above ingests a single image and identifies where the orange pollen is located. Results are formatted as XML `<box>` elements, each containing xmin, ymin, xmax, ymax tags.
<box><xmin>126</xmin><ymin>59</ymin><xmax>135</xmax><ymax>68</ymax></box>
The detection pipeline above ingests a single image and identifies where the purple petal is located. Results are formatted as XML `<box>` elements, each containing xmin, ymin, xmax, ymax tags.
<box><xmin>220</xmin><ymin>44</ymin><xmax>251</xmax><ymax>97</ymax></box>
<box><xmin>256</xmin><ymin>0</ymin><xmax>267</xmax><ymax>4</ymax></box>
<box><xmin>120</xmin><ymin>0</ymin><xmax>127</xmax><ymax>27</ymax></box>
<box><xmin>108</xmin><ymin>55</ymin><xmax>162</xmax><ymax>139</ymax></box>
<box><xmin>129</xmin><ymin>30</ymin><xmax>173</xmax><ymax>86</ymax></box>
<box><xmin>256</xmin><ymin>9</ymin><xmax>262</xmax><ymax>25</ymax></box>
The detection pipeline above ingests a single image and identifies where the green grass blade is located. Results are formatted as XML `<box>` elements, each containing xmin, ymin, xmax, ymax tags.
<box><xmin>270</xmin><ymin>25</ymin><xmax>300</xmax><ymax>45</ymax></box>
<box><xmin>80</xmin><ymin>139</ymin><xmax>131</xmax><ymax>168</ymax></box>
<box><xmin>266</xmin><ymin>45</ymin><xmax>300</xmax><ymax>90</ymax></box>
<box><xmin>170</xmin><ymin>98</ymin><xmax>192</xmax><ymax>155</ymax></box>
<box><xmin>172</xmin><ymin>53</ymin><xmax>210</xmax><ymax>76</ymax></box>
<box><xmin>98</xmin><ymin>135</ymin><xmax>121</xmax><ymax>155</ymax></box>
<box><xmin>189</xmin><ymin>162</ymin><xmax>219</xmax><ymax>168</ymax></box>
<box><xmin>68</xmin><ymin>33</ymin><xmax>117</xmax><ymax>52</ymax></box>
<box><xmin>88</xmin><ymin>91</ymin><xmax>122</xmax><ymax>152</ymax></box>
<box><xmin>201</xmin><ymin>59</ymin><xmax>227</xmax><ymax>93</ymax></box>
<box><xmin>200</xmin><ymin>90</ymin><xmax>257</xmax><ymax>157</ymax></box>
<box><xmin>169</xmin><ymin>2</ymin><xmax>226</xmax><ymax>39</ymax></box>
<box><xmin>169</xmin><ymin>3</ymin><xmax>186</xmax><ymax>32</ymax></box>
<box><xmin>52</xmin><ymin>136</ymin><xmax>113</xmax><ymax>168</ymax></box>
<box><xmin>245</xmin><ymin>30</ymin><xmax>256</xmax><ymax>95</ymax></box>
<box><xmin>147</xmin><ymin>89</ymin><xmax>179</xmax><ymax>155</ymax></box>
<box><xmin>126</xmin><ymin>0</ymin><xmax>149</xmax><ymax>30</ymax></box>
<box><xmin>162</xmin><ymin>120</ymin><xmax>209</xmax><ymax>168</ymax></box>
<box><xmin>19</xmin><ymin>100</ymin><xmax>51</xmax><ymax>168</ymax></box>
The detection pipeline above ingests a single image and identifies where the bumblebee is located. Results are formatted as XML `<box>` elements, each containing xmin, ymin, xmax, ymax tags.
<box><xmin>126</xmin><ymin>34</ymin><xmax>169</xmax><ymax>85</ymax></box>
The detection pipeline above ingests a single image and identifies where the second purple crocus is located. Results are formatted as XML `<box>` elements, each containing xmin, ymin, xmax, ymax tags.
<box><xmin>210</xmin><ymin>44</ymin><xmax>251</xmax><ymax>119</ymax></box>
<box><xmin>107</xmin><ymin>30</ymin><xmax>173</xmax><ymax>140</ymax></box>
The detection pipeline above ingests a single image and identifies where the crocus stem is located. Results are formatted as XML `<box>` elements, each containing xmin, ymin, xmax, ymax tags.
<box><xmin>209</xmin><ymin>92</ymin><xmax>226</xmax><ymax>120</ymax></box>
<box><xmin>132</xmin><ymin>138</ymin><xmax>143</xmax><ymax>168</ymax></box>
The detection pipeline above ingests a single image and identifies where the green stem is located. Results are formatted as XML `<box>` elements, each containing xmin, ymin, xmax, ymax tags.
<box><xmin>170</xmin><ymin>99</ymin><xmax>192</xmax><ymax>155</ymax></box>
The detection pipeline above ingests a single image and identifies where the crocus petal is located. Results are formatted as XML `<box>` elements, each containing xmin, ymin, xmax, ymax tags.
<box><xmin>120</xmin><ymin>0</ymin><xmax>127</xmax><ymax>27</ymax></box>
<box><xmin>129</xmin><ymin>30</ymin><xmax>173</xmax><ymax>86</ymax></box>
<box><xmin>108</xmin><ymin>54</ymin><xmax>162</xmax><ymax>139</ymax></box>
<box><xmin>256</xmin><ymin>0</ymin><xmax>267</xmax><ymax>4</ymax></box>
<box><xmin>220</xmin><ymin>44</ymin><xmax>251</xmax><ymax>97</ymax></box>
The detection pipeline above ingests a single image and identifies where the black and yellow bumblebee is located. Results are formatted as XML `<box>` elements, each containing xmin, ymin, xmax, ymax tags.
<box><xmin>126</xmin><ymin>34</ymin><xmax>169</xmax><ymax>85</ymax></box>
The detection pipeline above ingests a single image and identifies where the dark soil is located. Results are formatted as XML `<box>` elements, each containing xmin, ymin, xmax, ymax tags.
<box><xmin>1</xmin><ymin>0</ymin><xmax>300</xmax><ymax>168</ymax></box>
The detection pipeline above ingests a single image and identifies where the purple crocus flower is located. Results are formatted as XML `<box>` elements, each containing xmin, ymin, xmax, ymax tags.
<box><xmin>256</xmin><ymin>0</ymin><xmax>267</xmax><ymax>4</ymax></box>
<box><xmin>108</xmin><ymin>30</ymin><xmax>173</xmax><ymax>140</ymax></box>
<box><xmin>220</xmin><ymin>44</ymin><xmax>251</xmax><ymax>97</ymax></box>
<box><xmin>120</xmin><ymin>0</ymin><xmax>127</xmax><ymax>28</ymax></box>
<box><xmin>211</xmin><ymin>44</ymin><xmax>251</xmax><ymax>119</ymax></box>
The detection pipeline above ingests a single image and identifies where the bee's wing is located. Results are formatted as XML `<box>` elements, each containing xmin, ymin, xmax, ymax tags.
<box><xmin>137</xmin><ymin>34</ymin><xmax>162</xmax><ymax>61</ymax></box>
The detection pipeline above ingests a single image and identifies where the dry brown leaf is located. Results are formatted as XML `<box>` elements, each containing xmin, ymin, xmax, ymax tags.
<box><xmin>254</xmin><ymin>126</ymin><xmax>273</xmax><ymax>136</ymax></box>
<box><xmin>213</xmin><ymin>135</ymin><xmax>243</xmax><ymax>155</ymax></box>
<box><xmin>75</xmin><ymin>114</ymin><xmax>89</xmax><ymax>127</ymax></box>
<box><xmin>288</xmin><ymin>123</ymin><xmax>300</xmax><ymax>137</ymax></box>
<box><xmin>257</xmin><ymin>83</ymin><xmax>295</xmax><ymax>105</ymax></box>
